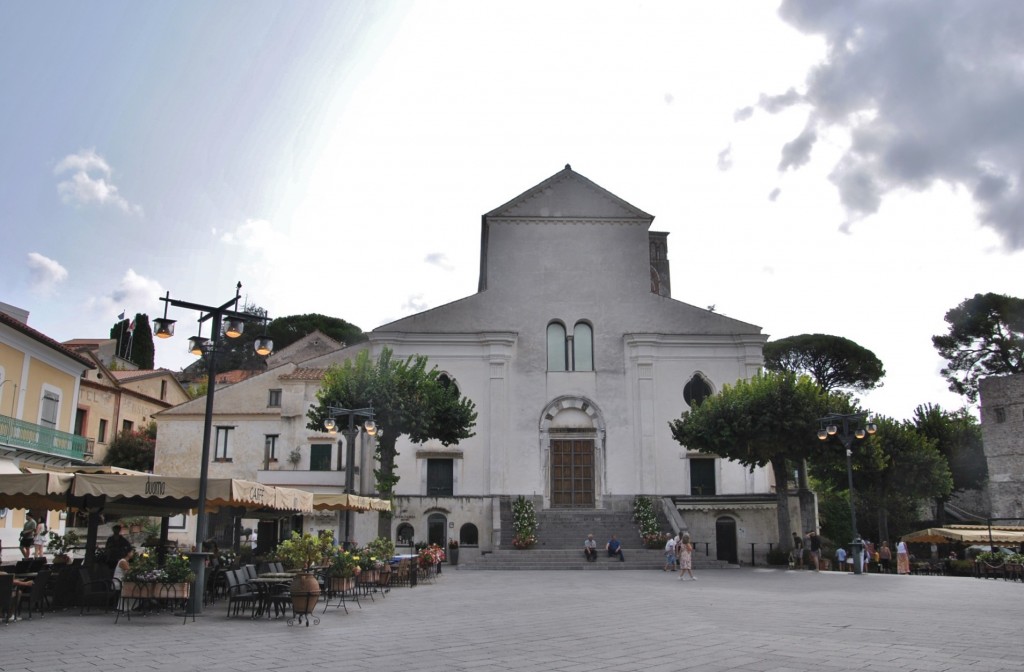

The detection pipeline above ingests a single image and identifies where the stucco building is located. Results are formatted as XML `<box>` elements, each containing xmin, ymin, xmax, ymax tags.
<box><xmin>155</xmin><ymin>167</ymin><xmax>784</xmax><ymax>559</ymax></box>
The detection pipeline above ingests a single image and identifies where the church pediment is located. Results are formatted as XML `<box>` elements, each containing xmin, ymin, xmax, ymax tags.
<box><xmin>485</xmin><ymin>165</ymin><xmax>652</xmax><ymax>222</ymax></box>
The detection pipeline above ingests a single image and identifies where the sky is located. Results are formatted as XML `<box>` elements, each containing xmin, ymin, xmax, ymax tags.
<box><xmin>2</xmin><ymin>1</ymin><xmax>1022</xmax><ymax>422</ymax></box>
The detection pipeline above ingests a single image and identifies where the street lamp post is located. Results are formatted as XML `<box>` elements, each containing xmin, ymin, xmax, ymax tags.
<box><xmin>153</xmin><ymin>282</ymin><xmax>272</xmax><ymax>612</ymax></box>
<box><xmin>323</xmin><ymin>406</ymin><xmax>380</xmax><ymax>549</ymax></box>
<box><xmin>817</xmin><ymin>412</ymin><xmax>877</xmax><ymax>575</ymax></box>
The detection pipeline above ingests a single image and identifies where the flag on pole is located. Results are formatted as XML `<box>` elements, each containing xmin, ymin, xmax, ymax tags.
<box><xmin>118</xmin><ymin>310</ymin><xmax>125</xmax><ymax>321</ymax></box>
<box><xmin>128</xmin><ymin>319</ymin><xmax>136</xmax><ymax>333</ymax></box>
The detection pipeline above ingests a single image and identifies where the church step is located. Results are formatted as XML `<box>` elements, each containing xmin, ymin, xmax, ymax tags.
<box><xmin>456</xmin><ymin>549</ymin><xmax>736</xmax><ymax>571</ymax></box>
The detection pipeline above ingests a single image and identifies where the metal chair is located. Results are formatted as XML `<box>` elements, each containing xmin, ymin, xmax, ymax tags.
<box><xmin>18</xmin><ymin>568</ymin><xmax>50</xmax><ymax>619</ymax></box>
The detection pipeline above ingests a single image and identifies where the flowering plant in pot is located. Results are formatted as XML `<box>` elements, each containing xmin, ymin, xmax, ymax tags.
<box><xmin>418</xmin><ymin>543</ymin><xmax>446</xmax><ymax>567</ymax></box>
<box><xmin>327</xmin><ymin>549</ymin><xmax>360</xmax><ymax>579</ymax></box>
<box><xmin>160</xmin><ymin>553</ymin><xmax>196</xmax><ymax>584</ymax></box>
<box><xmin>512</xmin><ymin>496</ymin><xmax>538</xmax><ymax>549</ymax></box>
<box><xmin>275</xmin><ymin>531</ymin><xmax>332</xmax><ymax>571</ymax></box>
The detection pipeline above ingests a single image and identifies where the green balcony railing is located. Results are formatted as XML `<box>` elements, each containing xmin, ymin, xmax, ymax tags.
<box><xmin>0</xmin><ymin>414</ymin><xmax>87</xmax><ymax>460</ymax></box>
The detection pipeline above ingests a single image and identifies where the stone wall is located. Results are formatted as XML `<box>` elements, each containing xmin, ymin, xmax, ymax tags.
<box><xmin>980</xmin><ymin>374</ymin><xmax>1024</xmax><ymax>521</ymax></box>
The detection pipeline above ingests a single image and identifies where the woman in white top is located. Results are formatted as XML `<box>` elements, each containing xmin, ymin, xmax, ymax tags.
<box><xmin>113</xmin><ymin>547</ymin><xmax>135</xmax><ymax>585</ymax></box>
<box><xmin>32</xmin><ymin>517</ymin><xmax>48</xmax><ymax>558</ymax></box>
<box><xmin>896</xmin><ymin>538</ymin><xmax>910</xmax><ymax>575</ymax></box>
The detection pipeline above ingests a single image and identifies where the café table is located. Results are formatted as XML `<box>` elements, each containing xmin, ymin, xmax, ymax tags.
<box><xmin>249</xmin><ymin>577</ymin><xmax>292</xmax><ymax>619</ymax></box>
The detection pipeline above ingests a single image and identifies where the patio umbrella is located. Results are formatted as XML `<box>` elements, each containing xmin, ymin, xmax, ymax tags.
<box><xmin>902</xmin><ymin>526</ymin><xmax>1024</xmax><ymax>544</ymax></box>
<box><xmin>311</xmin><ymin>493</ymin><xmax>391</xmax><ymax>512</ymax></box>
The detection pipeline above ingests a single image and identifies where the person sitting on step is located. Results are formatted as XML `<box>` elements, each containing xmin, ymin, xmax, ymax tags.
<box><xmin>583</xmin><ymin>534</ymin><xmax>597</xmax><ymax>562</ymax></box>
<box><xmin>606</xmin><ymin>535</ymin><xmax>625</xmax><ymax>562</ymax></box>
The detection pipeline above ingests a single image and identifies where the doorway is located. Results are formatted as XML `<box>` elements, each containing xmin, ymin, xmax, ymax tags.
<box><xmin>427</xmin><ymin>513</ymin><xmax>447</xmax><ymax>547</ymax></box>
<box><xmin>550</xmin><ymin>439</ymin><xmax>594</xmax><ymax>507</ymax></box>
<box><xmin>716</xmin><ymin>516</ymin><xmax>738</xmax><ymax>564</ymax></box>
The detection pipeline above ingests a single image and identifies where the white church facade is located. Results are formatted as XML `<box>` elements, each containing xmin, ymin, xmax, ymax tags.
<box><xmin>156</xmin><ymin>166</ymin><xmax>783</xmax><ymax>560</ymax></box>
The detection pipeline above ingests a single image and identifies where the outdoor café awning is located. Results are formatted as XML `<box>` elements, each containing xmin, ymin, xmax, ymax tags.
<box><xmin>312</xmin><ymin>493</ymin><xmax>392</xmax><ymax>512</ymax></box>
<box><xmin>71</xmin><ymin>474</ymin><xmax>314</xmax><ymax>514</ymax></box>
<box><xmin>0</xmin><ymin>471</ymin><xmax>74</xmax><ymax>511</ymax></box>
<box><xmin>902</xmin><ymin>525</ymin><xmax>1024</xmax><ymax>544</ymax></box>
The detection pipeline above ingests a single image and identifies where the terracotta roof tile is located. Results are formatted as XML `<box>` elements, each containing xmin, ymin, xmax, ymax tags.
<box><xmin>279</xmin><ymin>367</ymin><xmax>327</xmax><ymax>381</ymax></box>
<box><xmin>0</xmin><ymin>311</ymin><xmax>95</xmax><ymax>369</ymax></box>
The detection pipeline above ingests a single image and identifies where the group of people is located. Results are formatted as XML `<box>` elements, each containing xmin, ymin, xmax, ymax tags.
<box><xmin>17</xmin><ymin>512</ymin><xmax>48</xmax><ymax>559</ymax></box>
<box><xmin>790</xmin><ymin>530</ymin><xmax>824</xmax><ymax>571</ymax></box>
<box><xmin>662</xmin><ymin>532</ymin><xmax>697</xmax><ymax>580</ymax></box>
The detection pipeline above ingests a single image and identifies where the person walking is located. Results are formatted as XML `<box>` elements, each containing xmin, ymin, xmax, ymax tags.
<box><xmin>791</xmin><ymin>531</ymin><xmax>803</xmax><ymax>569</ymax></box>
<box><xmin>663</xmin><ymin>533</ymin><xmax>678</xmax><ymax>571</ymax></box>
<box><xmin>808</xmin><ymin>531</ymin><xmax>822</xmax><ymax>572</ymax></box>
<box><xmin>677</xmin><ymin>533</ymin><xmax>696</xmax><ymax>581</ymax></box>
<box><xmin>879</xmin><ymin>541</ymin><xmax>892</xmax><ymax>573</ymax></box>
<box><xmin>32</xmin><ymin>515</ymin><xmax>48</xmax><ymax>558</ymax></box>
<box><xmin>19</xmin><ymin>513</ymin><xmax>37</xmax><ymax>559</ymax></box>
<box><xmin>896</xmin><ymin>538</ymin><xmax>911</xmax><ymax>575</ymax></box>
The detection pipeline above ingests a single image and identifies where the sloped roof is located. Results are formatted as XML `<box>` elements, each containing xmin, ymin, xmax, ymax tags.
<box><xmin>0</xmin><ymin>310</ymin><xmax>95</xmax><ymax>369</ymax></box>
<box><xmin>485</xmin><ymin>164</ymin><xmax>652</xmax><ymax>220</ymax></box>
<box><xmin>109</xmin><ymin>368</ymin><xmax>178</xmax><ymax>383</ymax></box>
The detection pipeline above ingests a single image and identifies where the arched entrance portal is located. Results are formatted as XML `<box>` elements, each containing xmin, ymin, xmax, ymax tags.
<box><xmin>539</xmin><ymin>396</ymin><xmax>606</xmax><ymax>509</ymax></box>
<box><xmin>716</xmin><ymin>516</ymin><xmax>738</xmax><ymax>564</ymax></box>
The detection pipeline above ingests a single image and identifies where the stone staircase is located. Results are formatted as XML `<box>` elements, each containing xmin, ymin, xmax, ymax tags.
<box><xmin>460</xmin><ymin>507</ymin><xmax>736</xmax><ymax>571</ymax></box>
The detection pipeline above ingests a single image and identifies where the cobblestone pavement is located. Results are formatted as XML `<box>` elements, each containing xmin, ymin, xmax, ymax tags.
<box><xmin>2</xmin><ymin>568</ymin><xmax>1021</xmax><ymax>672</ymax></box>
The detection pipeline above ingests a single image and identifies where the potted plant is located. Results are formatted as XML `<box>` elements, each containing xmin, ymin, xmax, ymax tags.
<box><xmin>275</xmin><ymin>531</ymin><xmax>332</xmax><ymax>617</ymax></box>
<box><xmin>511</xmin><ymin>495</ymin><xmax>538</xmax><ymax>549</ymax></box>
<box><xmin>123</xmin><ymin>551</ymin><xmax>162</xmax><ymax>599</ymax></box>
<box><xmin>326</xmin><ymin>548</ymin><xmax>360</xmax><ymax>593</ymax></box>
<box><xmin>47</xmin><ymin>529</ymin><xmax>82</xmax><ymax>564</ymax></box>
<box><xmin>159</xmin><ymin>553</ymin><xmax>196</xmax><ymax>600</ymax></box>
<box><xmin>447</xmin><ymin>538</ymin><xmax>460</xmax><ymax>566</ymax></box>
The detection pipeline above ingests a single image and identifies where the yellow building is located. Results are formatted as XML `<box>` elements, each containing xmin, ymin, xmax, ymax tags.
<box><xmin>0</xmin><ymin>305</ymin><xmax>94</xmax><ymax>559</ymax></box>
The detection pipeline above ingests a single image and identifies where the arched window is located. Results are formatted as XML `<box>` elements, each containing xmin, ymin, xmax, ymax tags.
<box><xmin>396</xmin><ymin>523</ymin><xmax>415</xmax><ymax>545</ymax></box>
<box><xmin>547</xmin><ymin>322</ymin><xmax>567</xmax><ymax>371</ymax></box>
<box><xmin>573</xmin><ymin>322</ymin><xmax>593</xmax><ymax>371</ymax></box>
<box><xmin>459</xmin><ymin>523</ymin><xmax>479</xmax><ymax>546</ymax></box>
<box><xmin>438</xmin><ymin>373</ymin><xmax>460</xmax><ymax>397</ymax></box>
<box><xmin>683</xmin><ymin>373</ymin><xmax>713</xmax><ymax>407</ymax></box>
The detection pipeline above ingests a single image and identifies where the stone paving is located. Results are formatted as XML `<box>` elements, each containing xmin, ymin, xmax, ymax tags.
<box><xmin>1</xmin><ymin>567</ymin><xmax>1022</xmax><ymax>672</ymax></box>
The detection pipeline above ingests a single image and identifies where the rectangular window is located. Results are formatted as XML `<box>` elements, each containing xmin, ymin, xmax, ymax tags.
<box><xmin>426</xmin><ymin>459</ymin><xmax>454</xmax><ymax>497</ymax></box>
<box><xmin>268</xmin><ymin>389</ymin><xmax>282</xmax><ymax>407</ymax></box>
<box><xmin>265</xmin><ymin>434</ymin><xmax>278</xmax><ymax>461</ymax></box>
<box><xmin>215</xmin><ymin>426</ymin><xmax>234</xmax><ymax>461</ymax></box>
<box><xmin>160</xmin><ymin>380</ymin><xmax>167</xmax><ymax>401</ymax></box>
<box><xmin>310</xmin><ymin>443</ymin><xmax>332</xmax><ymax>472</ymax></box>
<box><xmin>994</xmin><ymin>407</ymin><xmax>1006</xmax><ymax>423</ymax></box>
<box><xmin>98</xmin><ymin>419</ymin><xmax>108</xmax><ymax>443</ymax></box>
<box><xmin>122</xmin><ymin>419</ymin><xmax>134</xmax><ymax>433</ymax></box>
<box><xmin>40</xmin><ymin>390</ymin><xmax>59</xmax><ymax>428</ymax></box>
<box><xmin>690</xmin><ymin>458</ymin><xmax>716</xmax><ymax>496</ymax></box>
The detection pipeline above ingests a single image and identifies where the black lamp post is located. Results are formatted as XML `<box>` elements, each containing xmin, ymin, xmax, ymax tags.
<box><xmin>817</xmin><ymin>412</ymin><xmax>877</xmax><ymax>575</ymax></box>
<box><xmin>153</xmin><ymin>282</ymin><xmax>272</xmax><ymax>611</ymax></box>
<box><xmin>323</xmin><ymin>406</ymin><xmax>380</xmax><ymax>549</ymax></box>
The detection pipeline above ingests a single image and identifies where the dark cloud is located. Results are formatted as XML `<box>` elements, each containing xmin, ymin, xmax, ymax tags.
<box><xmin>717</xmin><ymin>145</ymin><xmax>733</xmax><ymax>171</ymax></box>
<box><xmin>764</xmin><ymin>0</ymin><xmax>1024</xmax><ymax>249</ymax></box>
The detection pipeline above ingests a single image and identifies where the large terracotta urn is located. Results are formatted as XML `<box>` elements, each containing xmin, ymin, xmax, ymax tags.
<box><xmin>290</xmin><ymin>572</ymin><xmax>320</xmax><ymax>614</ymax></box>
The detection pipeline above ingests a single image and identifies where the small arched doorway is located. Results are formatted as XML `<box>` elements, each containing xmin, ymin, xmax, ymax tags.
<box><xmin>716</xmin><ymin>516</ymin><xmax>738</xmax><ymax>564</ymax></box>
<box><xmin>427</xmin><ymin>513</ymin><xmax>447</xmax><ymax>547</ymax></box>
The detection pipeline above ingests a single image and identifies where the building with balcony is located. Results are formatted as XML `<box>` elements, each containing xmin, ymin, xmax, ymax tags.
<box><xmin>0</xmin><ymin>304</ymin><xmax>95</xmax><ymax>556</ymax></box>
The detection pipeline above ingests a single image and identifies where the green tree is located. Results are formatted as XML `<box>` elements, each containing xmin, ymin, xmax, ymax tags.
<box><xmin>763</xmin><ymin>334</ymin><xmax>886</xmax><ymax>393</ymax></box>
<box><xmin>267</xmin><ymin>313</ymin><xmax>366</xmax><ymax>351</ymax></box>
<box><xmin>307</xmin><ymin>348</ymin><xmax>478</xmax><ymax>537</ymax></box>
<box><xmin>103</xmin><ymin>422</ymin><xmax>157</xmax><ymax>472</ymax></box>
<box><xmin>763</xmin><ymin>333</ymin><xmax>886</xmax><ymax>532</ymax></box>
<box><xmin>815</xmin><ymin>416</ymin><xmax>952</xmax><ymax>544</ymax></box>
<box><xmin>911</xmin><ymin>403</ymin><xmax>986</xmax><ymax>524</ymax></box>
<box><xmin>109</xmin><ymin>313</ymin><xmax>155</xmax><ymax>369</ymax></box>
<box><xmin>669</xmin><ymin>371</ymin><xmax>831</xmax><ymax>550</ymax></box>
<box><xmin>932</xmin><ymin>292</ymin><xmax>1024</xmax><ymax>402</ymax></box>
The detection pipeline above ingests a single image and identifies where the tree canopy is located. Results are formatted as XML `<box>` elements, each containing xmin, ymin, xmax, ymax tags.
<box><xmin>669</xmin><ymin>371</ymin><xmax>831</xmax><ymax>549</ymax></box>
<box><xmin>932</xmin><ymin>292</ymin><xmax>1024</xmax><ymax>402</ymax></box>
<box><xmin>102</xmin><ymin>422</ymin><xmax>156</xmax><ymax>472</ymax></box>
<box><xmin>763</xmin><ymin>333</ymin><xmax>886</xmax><ymax>393</ymax></box>
<box><xmin>109</xmin><ymin>313</ymin><xmax>155</xmax><ymax>369</ymax></box>
<box><xmin>267</xmin><ymin>313</ymin><xmax>365</xmax><ymax>351</ymax></box>
<box><xmin>308</xmin><ymin>348</ymin><xmax>478</xmax><ymax>537</ymax></box>
<box><xmin>912</xmin><ymin>403</ymin><xmax>985</xmax><ymax>524</ymax></box>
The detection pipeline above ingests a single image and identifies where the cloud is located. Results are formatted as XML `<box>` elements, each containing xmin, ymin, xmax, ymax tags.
<box><xmin>89</xmin><ymin>268</ymin><xmax>164</xmax><ymax>319</ymax></box>
<box><xmin>717</xmin><ymin>145</ymin><xmax>733</xmax><ymax>172</ymax></box>
<box><xmin>762</xmin><ymin>0</ymin><xmax>1024</xmax><ymax>248</ymax></box>
<box><xmin>402</xmin><ymin>294</ymin><xmax>428</xmax><ymax>313</ymax></box>
<box><xmin>768</xmin><ymin>188</ymin><xmax>781</xmax><ymax>201</ymax></box>
<box><xmin>664</xmin><ymin>93</ymin><xmax>675</xmax><ymax>105</ymax></box>
<box><xmin>220</xmin><ymin>218</ymin><xmax>286</xmax><ymax>250</ymax></box>
<box><xmin>733</xmin><ymin>106</ymin><xmax>754</xmax><ymax>122</ymax></box>
<box><xmin>54</xmin><ymin>149</ymin><xmax>143</xmax><ymax>216</ymax></box>
<box><xmin>26</xmin><ymin>252</ymin><xmax>68</xmax><ymax>295</ymax></box>
<box><xmin>424</xmin><ymin>252</ymin><xmax>454</xmax><ymax>271</ymax></box>
<box><xmin>778</xmin><ymin>123</ymin><xmax>817</xmax><ymax>171</ymax></box>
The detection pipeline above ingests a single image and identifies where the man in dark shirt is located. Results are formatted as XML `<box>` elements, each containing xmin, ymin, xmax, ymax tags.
<box><xmin>606</xmin><ymin>535</ymin><xmax>625</xmax><ymax>562</ymax></box>
<box><xmin>809</xmin><ymin>530</ymin><xmax>822</xmax><ymax>572</ymax></box>
<box><xmin>105</xmin><ymin>524</ymin><xmax>132</xmax><ymax>568</ymax></box>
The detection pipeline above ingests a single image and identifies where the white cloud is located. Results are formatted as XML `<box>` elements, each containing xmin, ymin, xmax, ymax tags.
<box><xmin>54</xmin><ymin>149</ymin><xmax>143</xmax><ymax>216</ymax></box>
<box><xmin>716</xmin><ymin>145</ymin><xmax>733</xmax><ymax>172</ymax></box>
<box><xmin>26</xmin><ymin>252</ymin><xmax>68</xmax><ymax>295</ymax></box>
<box><xmin>89</xmin><ymin>268</ymin><xmax>164</xmax><ymax>320</ymax></box>
<box><xmin>424</xmin><ymin>252</ymin><xmax>454</xmax><ymax>271</ymax></box>
<box><xmin>402</xmin><ymin>294</ymin><xmax>428</xmax><ymax>313</ymax></box>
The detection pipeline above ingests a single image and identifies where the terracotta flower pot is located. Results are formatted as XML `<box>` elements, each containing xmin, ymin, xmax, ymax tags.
<box><xmin>290</xmin><ymin>572</ymin><xmax>320</xmax><ymax>614</ymax></box>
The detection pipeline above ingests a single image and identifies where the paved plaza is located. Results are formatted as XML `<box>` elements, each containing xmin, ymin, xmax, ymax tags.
<box><xmin>1</xmin><ymin>567</ymin><xmax>1021</xmax><ymax>672</ymax></box>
